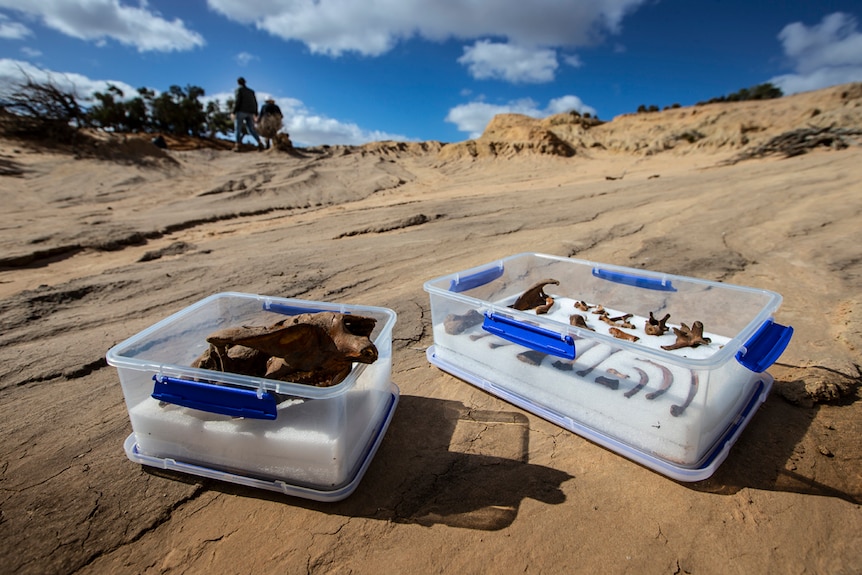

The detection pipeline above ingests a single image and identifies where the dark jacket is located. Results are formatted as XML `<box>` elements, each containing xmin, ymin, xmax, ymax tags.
<box><xmin>234</xmin><ymin>85</ymin><xmax>258</xmax><ymax>115</ymax></box>
<box><xmin>260</xmin><ymin>102</ymin><xmax>283</xmax><ymax>117</ymax></box>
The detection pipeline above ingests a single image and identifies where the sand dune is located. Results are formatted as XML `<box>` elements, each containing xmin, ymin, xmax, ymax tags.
<box><xmin>1</xmin><ymin>83</ymin><xmax>860</xmax><ymax>574</ymax></box>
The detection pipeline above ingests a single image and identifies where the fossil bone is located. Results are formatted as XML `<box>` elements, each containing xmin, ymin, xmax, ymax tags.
<box><xmin>661</xmin><ymin>321</ymin><xmax>712</xmax><ymax>350</ymax></box>
<box><xmin>444</xmin><ymin>309</ymin><xmax>484</xmax><ymax>335</ymax></box>
<box><xmin>517</xmin><ymin>350</ymin><xmax>548</xmax><ymax>366</ymax></box>
<box><xmin>644</xmin><ymin>312</ymin><xmax>671</xmax><ymax>336</ymax></box>
<box><xmin>623</xmin><ymin>367</ymin><xmax>649</xmax><ymax>398</ymax></box>
<box><xmin>574</xmin><ymin>300</ymin><xmax>593</xmax><ymax>312</ymax></box>
<box><xmin>608</xmin><ymin>327</ymin><xmax>639</xmax><ymax>342</ymax></box>
<box><xmin>671</xmin><ymin>372</ymin><xmax>699</xmax><ymax>417</ymax></box>
<box><xmin>594</xmin><ymin>376</ymin><xmax>620</xmax><ymax>390</ymax></box>
<box><xmin>509</xmin><ymin>279</ymin><xmax>559</xmax><ymax>313</ymax></box>
<box><xmin>641</xmin><ymin>358</ymin><xmax>674</xmax><ymax>400</ymax></box>
<box><xmin>569</xmin><ymin>314</ymin><xmax>593</xmax><ymax>330</ymax></box>
<box><xmin>192</xmin><ymin>312</ymin><xmax>378</xmax><ymax>387</ymax></box>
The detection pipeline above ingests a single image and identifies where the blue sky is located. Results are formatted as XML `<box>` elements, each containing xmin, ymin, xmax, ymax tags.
<box><xmin>1</xmin><ymin>1</ymin><xmax>862</xmax><ymax>146</ymax></box>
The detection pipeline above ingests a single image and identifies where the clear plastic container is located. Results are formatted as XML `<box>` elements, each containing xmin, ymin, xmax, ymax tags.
<box><xmin>424</xmin><ymin>253</ymin><xmax>792</xmax><ymax>480</ymax></box>
<box><xmin>107</xmin><ymin>292</ymin><xmax>397</xmax><ymax>496</ymax></box>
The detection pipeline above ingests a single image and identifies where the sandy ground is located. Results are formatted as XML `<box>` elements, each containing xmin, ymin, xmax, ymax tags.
<box><xmin>1</xmin><ymin>85</ymin><xmax>861</xmax><ymax>574</ymax></box>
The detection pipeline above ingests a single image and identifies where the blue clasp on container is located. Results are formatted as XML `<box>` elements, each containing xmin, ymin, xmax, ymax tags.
<box><xmin>736</xmin><ymin>319</ymin><xmax>793</xmax><ymax>373</ymax></box>
<box><xmin>482</xmin><ymin>312</ymin><xmax>576</xmax><ymax>360</ymax></box>
<box><xmin>449</xmin><ymin>263</ymin><xmax>505</xmax><ymax>293</ymax></box>
<box><xmin>592</xmin><ymin>267</ymin><xmax>677</xmax><ymax>292</ymax></box>
<box><xmin>152</xmin><ymin>375</ymin><xmax>278</xmax><ymax>420</ymax></box>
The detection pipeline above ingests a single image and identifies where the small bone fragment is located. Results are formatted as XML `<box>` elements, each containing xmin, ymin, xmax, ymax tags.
<box><xmin>644</xmin><ymin>312</ymin><xmax>671</xmax><ymax>336</ymax></box>
<box><xmin>609</xmin><ymin>327</ymin><xmax>639</xmax><ymax>342</ymax></box>
<box><xmin>469</xmin><ymin>333</ymin><xmax>491</xmax><ymax>341</ymax></box>
<box><xmin>591</xmin><ymin>305</ymin><xmax>606</xmax><ymax>315</ymax></box>
<box><xmin>551</xmin><ymin>360</ymin><xmax>574</xmax><ymax>371</ymax></box>
<box><xmin>641</xmin><ymin>359</ymin><xmax>674</xmax><ymax>400</ymax></box>
<box><xmin>517</xmin><ymin>350</ymin><xmax>547</xmax><ymax>366</ymax></box>
<box><xmin>569</xmin><ymin>314</ymin><xmax>594</xmax><ymax>330</ymax></box>
<box><xmin>594</xmin><ymin>376</ymin><xmax>620</xmax><ymax>390</ymax></box>
<box><xmin>574</xmin><ymin>301</ymin><xmax>593</xmax><ymax>312</ymax></box>
<box><xmin>671</xmin><ymin>372</ymin><xmax>699</xmax><ymax>417</ymax></box>
<box><xmin>607</xmin><ymin>368</ymin><xmax>629</xmax><ymax>379</ymax></box>
<box><xmin>661</xmin><ymin>321</ymin><xmax>712</xmax><ymax>350</ymax></box>
<box><xmin>535</xmin><ymin>296</ymin><xmax>555</xmax><ymax>315</ymax></box>
<box><xmin>509</xmin><ymin>279</ymin><xmax>560</xmax><ymax>311</ymax></box>
<box><xmin>444</xmin><ymin>309</ymin><xmax>484</xmax><ymax>335</ymax></box>
<box><xmin>624</xmin><ymin>367</ymin><xmax>649</xmax><ymax>398</ymax></box>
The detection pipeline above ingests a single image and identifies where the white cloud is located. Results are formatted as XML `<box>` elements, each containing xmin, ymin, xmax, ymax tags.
<box><xmin>0</xmin><ymin>58</ymin><xmax>138</xmax><ymax>101</ymax></box>
<box><xmin>445</xmin><ymin>96</ymin><xmax>597</xmax><ymax>139</ymax></box>
<box><xmin>770</xmin><ymin>12</ymin><xmax>862</xmax><ymax>94</ymax></box>
<box><xmin>0</xmin><ymin>13</ymin><xmax>31</xmax><ymax>39</ymax></box>
<box><xmin>235</xmin><ymin>51</ymin><xmax>257</xmax><ymax>66</ymax></box>
<box><xmin>21</xmin><ymin>47</ymin><xmax>42</xmax><ymax>58</ymax></box>
<box><xmin>0</xmin><ymin>1</ymin><xmax>205</xmax><ymax>52</ymax></box>
<box><xmin>458</xmin><ymin>41</ymin><xmax>558</xmax><ymax>83</ymax></box>
<box><xmin>207</xmin><ymin>0</ymin><xmax>648</xmax><ymax>57</ymax></box>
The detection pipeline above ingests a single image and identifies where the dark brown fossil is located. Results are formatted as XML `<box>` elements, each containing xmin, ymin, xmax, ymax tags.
<box><xmin>671</xmin><ymin>372</ymin><xmax>699</xmax><ymax>417</ymax></box>
<box><xmin>192</xmin><ymin>312</ymin><xmax>378</xmax><ymax>387</ymax></box>
<box><xmin>509</xmin><ymin>278</ymin><xmax>559</xmax><ymax>314</ymax></box>
<box><xmin>644</xmin><ymin>312</ymin><xmax>671</xmax><ymax>336</ymax></box>
<box><xmin>661</xmin><ymin>321</ymin><xmax>712</xmax><ymax>350</ymax></box>
<box><xmin>444</xmin><ymin>309</ymin><xmax>484</xmax><ymax>335</ymax></box>
<box><xmin>609</xmin><ymin>327</ymin><xmax>639</xmax><ymax>342</ymax></box>
<box><xmin>624</xmin><ymin>367</ymin><xmax>649</xmax><ymax>398</ymax></box>
<box><xmin>641</xmin><ymin>358</ymin><xmax>674</xmax><ymax>400</ymax></box>
<box><xmin>569</xmin><ymin>314</ymin><xmax>593</xmax><ymax>330</ymax></box>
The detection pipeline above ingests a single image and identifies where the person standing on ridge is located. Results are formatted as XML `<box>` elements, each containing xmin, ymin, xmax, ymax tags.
<box><xmin>233</xmin><ymin>77</ymin><xmax>264</xmax><ymax>152</ymax></box>
<box><xmin>257</xmin><ymin>98</ymin><xmax>283</xmax><ymax>150</ymax></box>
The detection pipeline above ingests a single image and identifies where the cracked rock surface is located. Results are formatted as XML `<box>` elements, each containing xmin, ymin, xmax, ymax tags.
<box><xmin>2</xmin><ymin>85</ymin><xmax>862</xmax><ymax>574</ymax></box>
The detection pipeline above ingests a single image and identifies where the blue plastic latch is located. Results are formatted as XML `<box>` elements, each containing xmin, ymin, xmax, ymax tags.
<box><xmin>591</xmin><ymin>268</ymin><xmax>677</xmax><ymax>292</ymax></box>
<box><xmin>735</xmin><ymin>320</ymin><xmax>793</xmax><ymax>373</ymax></box>
<box><xmin>264</xmin><ymin>302</ymin><xmax>337</xmax><ymax>316</ymax></box>
<box><xmin>152</xmin><ymin>375</ymin><xmax>278</xmax><ymax>420</ymax></box>
<box><xmin>482</xmin><ymin>312</ymin><xmax>576</xmax><ymax>360</ymax></box>
<box><xmin>449</xmin><ymin>264</ymin><xmax>504</xmax><ymax>293</ymax></box>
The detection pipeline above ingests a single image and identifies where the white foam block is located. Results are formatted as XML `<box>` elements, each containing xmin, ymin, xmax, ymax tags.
<box><xmin>128</xmin><ymin>389</ymin><xmax>384</xmax><ymax>487</ymax></box>
<box><xmin>433</xmin><ymin>297</ymin><xmax>754</xmax><ymax>465</ymax></box>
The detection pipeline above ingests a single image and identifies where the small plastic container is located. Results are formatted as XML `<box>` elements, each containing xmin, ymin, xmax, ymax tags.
<box><xmin>424</xmin><ymin>253</ymin><xmax>792</xmax><ymax>481</ymax></box>
<box><xmin>107</xmin><ymin>292</ymin><xmax>398</xmax><ymax>500</ymax></box>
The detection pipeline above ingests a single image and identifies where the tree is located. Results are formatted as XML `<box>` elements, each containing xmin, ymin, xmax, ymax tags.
<box><xmin>0</xmin><ymin>70</ymin><xmax>87</xmax><ymax>142</ymax></box>
<box><xmin>205</xmin><ymin>98</ymin><xmax>233</xmax><ymax>138</ymax></box>
<box><xmin>149</xmin><ymin>84</ymin><xmax>207</xmax><ymax>136</ymax></box>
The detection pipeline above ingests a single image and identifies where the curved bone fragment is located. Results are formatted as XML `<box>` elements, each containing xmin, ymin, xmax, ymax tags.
<box><xmin>671</xmin><ymin>372</ymin><xmax>699</xmax><ymax>417</ymax></box>
<box><xmin>624</xmin><ymin>367</ymin><xmax>649</xmax><ymax>398</ymax></box>
<box><xmin>609</xmin><ymin>327</ymin><xmax>639</xmax><ymax>342</ymax></box>
<box><xmin>661</xmin><ymin>321</ymin><xmax>712</xmax><ymax>350</ymax></box>
<box><xmin>574</xmin><ymin>301</ymin><xmax>593</xmax><ymax>312</ymax></box>
<box><xmin>644</xmin><ymin>312</ymin><xmax>671</xmax><ymax>336</ymax></box>
<box><xmin>444</xmin><ymin>309</ymin><xmax>484</xmax><ymax>335</ymax></box>
<box><xmin>509</xmin><ymin>279</ymin><xmax>560</xmax><ymax>312</ymax></box>
<box><xmin>640</xmin><ymin>359</ymin><xmax>674</xmax><ymax>400</ymax></box>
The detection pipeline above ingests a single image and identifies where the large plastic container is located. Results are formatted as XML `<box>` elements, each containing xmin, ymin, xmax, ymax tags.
<box><xmin>424</xmin><ymin>253</ymin><xmax>792</xmax><ymax>481</ymax></box>
<box><xmin>107</xmin><ymin>292</ymin><xmax>398</xmax><ymax>501</ymax></box>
